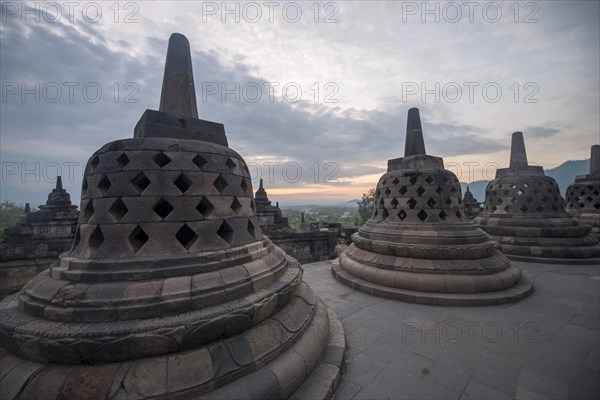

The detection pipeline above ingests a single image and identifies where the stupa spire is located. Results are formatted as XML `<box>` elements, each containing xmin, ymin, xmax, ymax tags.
<box><xmin>159</xmin><ymin>33</ymin><xmax>198</xmax><ymax>119</ymax></box>
<box><xmin>55</xmin><ymin>176</ymin><xmax>63</xmax><ymax>190</ymax></box>
<box><xmin>591</xmin><ymin>145</ymin><xmax>600</xmax><ymax>176</ymax></box>
<box><xmin>259</xmin><ymin>178</ymin><xmax>264</xmax><ymax>189</ymax></box>
<box><xmin>509</xmin><ymin>132</ymin><xmax>528</xmax><ymax>169</ymax></box>
<box><xmin>404</xmin><ymin>107</ymin><xmax>426</xmax><ymax>156</ymax></box>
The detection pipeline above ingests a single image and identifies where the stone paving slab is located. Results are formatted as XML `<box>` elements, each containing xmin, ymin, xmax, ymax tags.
<box><xmin>303</xmin><ymin>260</ymin><xmax>600</xmax><ymax>400</ymax></box>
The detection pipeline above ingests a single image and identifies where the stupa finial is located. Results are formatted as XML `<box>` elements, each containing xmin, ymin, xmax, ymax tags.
<box><xmin>24</xmin><ymin>203</ymin><xmax>30</xmax><ymax>213</ymax></box>
<box><xmin>404</xmin><ymin>107</ymin><xmax>426</xmax><ymax>156</ymax></box>
<box><xmin>55</xmin><ymin>176</ymin><xmax>63</xmax><ymax>190</ymax></box>
<box><xmin>259</xmin><ymin>178</ymin><xmax>264</xmax><ymax>189</ymax></box>
<box><xmin>159</xmin><ymin>33</ymin><xmax>198</xmax><ymax>119</ymax></box>
<box><xmin>590</xmin><ymin>145</ymin><xmax>600</xmax><ymax>176</ymax></box>
<box><xmin>509</xmin><ymin>132</ymin><xmax>528</xmax><ymax>169</ymax></box>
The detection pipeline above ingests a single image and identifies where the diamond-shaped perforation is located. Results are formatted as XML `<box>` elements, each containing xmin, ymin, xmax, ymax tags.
<box><xmin>250</xmin><ymin>199</ymin><xmax>255</xmax><ymax>212</ymax></box>
<box><xmin>520</xmin><ymin>205</ymin><xmax>528</xmax><ymax>213</ymax></box>
<box><xmin>392</xmin><ymin>177</ymin><xmax>400</xmax><ymax>185</ymax></box>
<box><xmin>409</xmin><ymin>176</ymin><xmax>418</xmax><ymax>185</ymax></box>
<box><xmin>128</xmin><ymin>225</ymin><xmax>148</xmax><ymax>253</ymax></box>
<box><xmin>382</xmin><ymin>209</ymin><xmax>389</xmax><ymax>219</ymax></box>
<box><xmin>109</xmin><ymin>198</ymin><xmax>128</xmax><ymax>222</ymax></box>
<box><xmin>526</xmin><ymin>197</ymin><xmax>533</xmax><ymax>203</ymax></box>
<box><xmin>536</xmin><ymin>205</ymin><xmax>544</xmax><ymax>212</ymax></box>
<box><xmin>435</xmin><ymin>186</ymin><xmax>443</xmax><ymax>195</ymax></box>
<box><xmin>217</xmin><ymin>221</ymin><xmax>234</xmax><ymax>245</ymax></box>
<box><xmin>131</xmin><ymin>172</ymin><xmax>150</xmax><ymax>193</ymax></box>
<box><xmin>438</xmin><ymin>210</ymin><xmax>447</xmax><ymax>221</ymax></box>
<box><xmin>153</xmin><ymin>199</ymin><xmax>174</xmax><ymax>219</ymax></box>
<box><xmin>445</xmin><ymin>197</ymin><xmax>452</xmax><ymax>206</ymax></box>
<box><xmin>407</xmin><ymin>198</ymin><xmax>417</xmax><ymax>209</ymax></box>
<box><xmin>247</xmin><ymin>220</ymin><xmax>256</xmax><ymax>238</ymax></box>
<box><xmin>398</xmin><ymin>210</ymin><xmax>407</xmax><ymax>220</ymax></box>
<box><xmin>427</xmin><ymin>198</ymin><xmax>436</xmax><ymax>208</ymax></box>
<box><xmin>97</xmin><ymin>175</ymin><xmax>111</xmax><ymax>194</ymax></box>
<box><xmin>116</xmin><ymin>153</ymin><xmax>129</xmax><ymax>168</ymax></box>
<box><xmin>192</xmin><ymin>154</ymin><xmax>207</xmax><ymax>169</ymax></box>
<box><xmin>153</xmin><ymin>152</ymin><xmax>171</xmax><ymax>168</ymax></box>
<box><xmin>455</xmin><ymin>210</ymin><xmax>462</xmax><ymax>220</ymax></box>
<box><xmin>390</xmin><ymin>198</ymin><xmax>399</xmax><ymax>209</ymax></box>
<box><xmin>240</xmin><ymin>179</ymin><xmax>249</xmax><ymax>193</ymax></box>
<box><xmin>196</xmin><ymin>197</ymin><xmax>214</xmax><ymax>217</ymax></box>
<box><xmin>83</xmin><ymin>199</ymin><xmax>94</xmax><ymax>222</ymax></box>
<box><xmin>511</xmin><ymin>184</ymin><xmax>517</xmax><ymax>189</ymax></box>
<box><xmin>213</xmin><ymin>175</ymin><xmax>228</xmax><ymax>193</ymax></box>
<box><xmin>82</xmin><ymin>177</ymin><xmax>88</xmax><ymax>192</ymax></box>
<box><xmin>450</xmin><ymin>186</ymin><xmax>457</xmax><ymax>193</ymax></box>
<box><xmin>517</xmin><ymin>189</ymin><xmax>524</xmax><ymax>196</ymax></box>
<box><xmin>384</xmin><ymin>188</ymin><xmax>392</xmax><ymax>196</ymax></box>
<box><xmin>417</xmin><ymin>210</ymin><xmax>428</xmax><ymax>222</ymax></box>
<box><xmin>425</xmin><ymin>176</ymin><xmax>434</xmax><ymax>184</ymax></box>
<box><xmin>594</xmin><ymin>203</ymin><xmax>600</xmax><ymax>210</ymax></box>
<box><xmin>226</xmin><ymin>158</ymin><xmax>236</xmax><ymax>170</ymax></box>
<box><xmin>89</xmin><ymin>226</ymin><xmax>104</xmax><ymax>250</ymax></box>
<box><xmin>231</xmin><ymin>197</ymin><xmax>242</xmax><ymax>213</ymax></box>
<box><xmin>174</xmin><ymin>173</ymin><xmax>192</xmax><ymax>193</ymax></box>
<box><xmin>399</xmin><ymin>186</ymin><xmax>408</xmax><ymax>195</ymax></box>
<box><xmin>176</xmin><ymin>224</ymin><xmax>198</xmax><ymax>250</ymax></box>
<box><xmin>416</xmin><ymin>186</ymin><xmax>425</xmax><ymax>196</ymax></box>
<box><xmin>90</xmin><ymin>155</ymin><xmax>100</xmax><ymax>170</ymax></box>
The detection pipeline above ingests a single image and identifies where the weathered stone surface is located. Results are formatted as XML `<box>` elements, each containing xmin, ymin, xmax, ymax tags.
<box><xmin>476</xmin><ymin>133</ymin><xmax>600</xmax><ymax>262</ymax></box>
<box><xmin>334</xmin><ymin>108</ymin><xmax>532</xmax><ymax>305</ymax></box>
<box><xmin>565</xmin><ymin>145</ymin><xmax>600</xmax><ymax>240</ymax></box>
<box><xmin>0</xmin><ymin>32</ymin><xmax>344</xmax><ymax>400</ymax></box>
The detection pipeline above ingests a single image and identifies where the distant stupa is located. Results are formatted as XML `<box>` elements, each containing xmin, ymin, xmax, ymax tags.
<box><xmin>564</xmin><ymin>145</ymin><xmax>600</xmax><ymax>239</ymax></box>
<box><xmin>476</xmin><ymin>133</ymin><xmax>600</xmax><ymax>263</ymax></box>
<box><xmin>333</xmin><ymin>108</ymin><xmax>532</xmax><ymax>305</ymax></box>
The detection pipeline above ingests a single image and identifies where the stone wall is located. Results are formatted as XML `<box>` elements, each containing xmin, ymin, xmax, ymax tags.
<box><xmin>0</xmin><ymin>258</ymin><xmax>52</xmax><ymax>299</ymax></box>
<box><xmin>267</xmin><ymin>230</ymin><xmax>337</xmax><ymax>264</ymax></box>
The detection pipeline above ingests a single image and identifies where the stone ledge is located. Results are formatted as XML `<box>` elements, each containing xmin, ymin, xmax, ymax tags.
<box><xmin>331</xmin><ymin>259</ymin><xmax>533</xmax><ymax>306</ymax></box>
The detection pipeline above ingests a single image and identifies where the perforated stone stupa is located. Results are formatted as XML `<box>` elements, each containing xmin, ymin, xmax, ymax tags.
<box><xmin>0</xmin><ymin>33</ymin><xmax>344</xmax><ymax>400</ymax></box>
<box><xmin>565</xmin><ymin>145</ymin><xmax>600</xmax><ymax>240</ymax></box>
<box><xmin>463</xmin><ymin>186</ymin><xmax>482</xmax><ymax>219</ymax></box>
<box><xmin>476</xmin><ymin>133</ymin><xmax>600</xmax><ymax>263</ymax></box>
<box><xmin>332</xmin><ymin>108</ymin><xmax>532</xmax><ymax>305</ymax></box>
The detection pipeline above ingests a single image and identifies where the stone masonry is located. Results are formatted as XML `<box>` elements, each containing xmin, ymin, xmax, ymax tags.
<box><xmin>332</xmin><ymin>108</ymin><xmax>533</xmax><ymax>306</ymax></box>
<box><xmin>0</xmin><ymin>33</ymin><xmax>345</xmax><ymax>400</ymax></box>
<box><xmin>565</xmin><ymin>145</ymin><xmax>600</xmax><ymax>240</ymax></box>
<box><xmin>476</xmin><ymin>132</ymin><xmax>600</xmax><ymax>263</ymax></box>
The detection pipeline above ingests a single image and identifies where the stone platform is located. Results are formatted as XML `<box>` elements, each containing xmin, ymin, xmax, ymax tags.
<box><xmin>308</xmin><ymin>260</ymin><xmax>599</xmax><ymax>400</ymax></box>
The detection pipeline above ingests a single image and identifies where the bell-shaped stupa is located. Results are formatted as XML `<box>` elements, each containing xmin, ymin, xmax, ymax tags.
<box><xmin>332</xmin><ymin>108</ymin><xmax>532</xmax><ymax>305</ymax></box>
<box><xmin>565</xmin><ymin>145</ymin><xmax>600</xmax><ymax>239</ymax></box>
<box><xmin>476</xmin><ymin>133</ymin><xmax>600</xmax><ymax>263</ymax></box>
<box><xmin>463</xmin><ymin>186</ymin><xmax>482</xmax><ymax>219</ymax></box>
<box><xmin>0</xmin><ymin>33</ymin><xmax>344</xmax><ymax>400</ymax></box>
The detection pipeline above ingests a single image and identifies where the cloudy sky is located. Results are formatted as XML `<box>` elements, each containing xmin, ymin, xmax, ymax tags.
<box><xmin>1</xmin><ymin>1</ymin><xmax>599</xmax><ymax>206</ymax></box>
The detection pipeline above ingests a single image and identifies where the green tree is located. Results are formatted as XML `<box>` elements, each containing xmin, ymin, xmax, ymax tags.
<box><xmin>356</xmin><ymin>188</ymin><xmax>375</xmax><ymax>225</ymax></box>
<box><xmin>0</xmin><ymin>201</ymin><xmax>25</xmax><ymax>242</ymax></box>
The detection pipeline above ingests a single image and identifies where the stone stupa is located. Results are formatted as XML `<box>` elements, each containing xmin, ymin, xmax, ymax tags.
<box><xmin>462</xmin><ymin>186</ymin><xmax>482</xmax><ymax>219</ymax></box>
<box><xmin>332</xmin><ymin>108</ymin><xmax>532</xmax><ymax>305</ymax></box>
<box><xmin>476</xmin><ymin>132</ymin><xmax>600</xmax><ymax>263</ymax></box>
<box><xmin>565</xmin><ymin>145</ymin><xmax>600</xmax><ymax>239</ymax></box>
<box><xmin>2</xmin><ymin>176</ymin><xmax>79</xmax><ymax>259</ymax></box>
<box><xmin>0</xmin><ymin>33</ymin><xmax>345</xmax><ymax>400</ymax></box>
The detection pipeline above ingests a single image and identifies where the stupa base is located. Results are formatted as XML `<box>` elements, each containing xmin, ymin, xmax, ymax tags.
<box><xmin>332</xmin><ymin>260</ymin><xmax>533</xmax><ymax>306</ymax></box>
<box><xmin>504</xmin><ymin>253</ymin><xmax>600</xmax><ymax>265</ymax></box>
<box><xmin>0</xmin><ymin>283</ymin><xmax>345</xmax><ymax>400</ymax></box>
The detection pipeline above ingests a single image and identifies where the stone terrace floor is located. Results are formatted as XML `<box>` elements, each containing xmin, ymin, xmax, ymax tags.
<box><xmin>302</xmin><ymin>260</ymin><xmax>600</xmax><ymax>400</ymax></box>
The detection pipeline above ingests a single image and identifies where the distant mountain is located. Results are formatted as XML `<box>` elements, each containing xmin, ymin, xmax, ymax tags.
<box><xmin>334</xmin><ymin>199</ymin><xmax>361</xmax><ymax>207</ymax></box>
<box><xmin>546</xmin><ymin>159</ymin><xmax>589</xmax><ymax>195</ymax></box>
<box><xmin>460</xmin><ymin>159</ymin><xmax>590</xmax><ymax>203</ymax></box>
